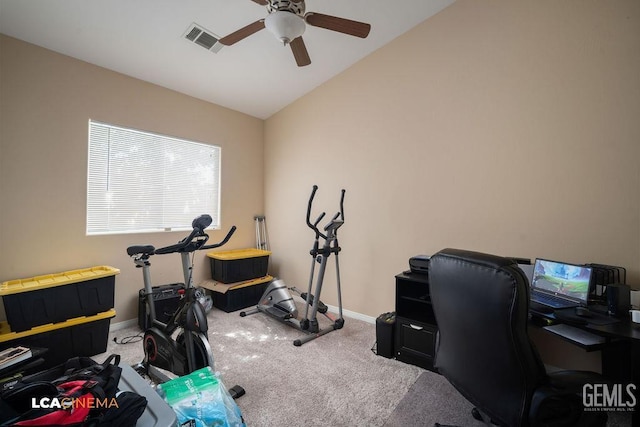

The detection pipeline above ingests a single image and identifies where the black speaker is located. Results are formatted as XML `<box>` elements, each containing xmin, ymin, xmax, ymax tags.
<box><xmin>375</xmin><ymin>312</ymin><xmax>396</xmax><ymax>358</ymax></box>
<box><xmin>138</xmin><ymin>283</ymin><xmax>185</xmax><ymax>329</ymax></box>
<box><xmin>607</xmin><ymin>283</ymin><xmax>631</xmax><ymax>317</ymax></box>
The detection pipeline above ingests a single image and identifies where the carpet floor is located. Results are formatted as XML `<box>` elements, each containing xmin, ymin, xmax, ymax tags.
<box><xmin>98</xmin><ymin>306</ymin><xmax>632</xmax><ymax>426</ymax></box>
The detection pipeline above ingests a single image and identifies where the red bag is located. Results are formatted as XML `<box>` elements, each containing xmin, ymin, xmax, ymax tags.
<box><xmin>0</xmin><ymin>355</ymin><xmax>144</xmax><ymax>427</ymax></box>
<box><xmin>14</xmin><ymin>380</ymin><xmax>93</xmax><ymax>426</ymax></box>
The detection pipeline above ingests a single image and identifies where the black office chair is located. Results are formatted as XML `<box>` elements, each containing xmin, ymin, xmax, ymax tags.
<box><xmin>429</xmin><ymin>248</ymin><xmax>608</xmax><ymax>427</ymax></box>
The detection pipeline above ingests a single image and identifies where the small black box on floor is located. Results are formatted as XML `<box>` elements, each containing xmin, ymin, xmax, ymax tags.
<box><xmin>0</xmin><ymin>266</ymin><xmax>118</xmax><ymax>333</ymax></box>
<box><xmin>138</xmin><ymin>283</ymin><xmax>184</xmax><ymax>330</ymax></box>
<box><xmin>200</xmin><ymin>276</ymin><xmax>272</xmax><ymax>313</ymax></box>
<box><xmin>207</xmin><ymin>249</ymin><xmax>270</xmax><ymax>283</ymax></box>
<box><xmin>0</xmin><ymin>310</ymin><xmax>115</xmax><ymax>371</ymax></box>
<box><xmin>375</xmin><ymin>312</ymin><xmax>396</xmax><ymax>358</ymax></box>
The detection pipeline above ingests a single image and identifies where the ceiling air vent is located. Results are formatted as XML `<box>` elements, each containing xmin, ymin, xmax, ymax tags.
<box><xmin>184</xmin><ymin>23</ymin><xmax>223</xmax><ymax>53</ymax></box>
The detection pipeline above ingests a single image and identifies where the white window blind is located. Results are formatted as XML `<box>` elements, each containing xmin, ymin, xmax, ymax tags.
<box><xmin>87</xmin><ymin>121</ymin><xmax>220</xmax><ymax>235</ymax></box>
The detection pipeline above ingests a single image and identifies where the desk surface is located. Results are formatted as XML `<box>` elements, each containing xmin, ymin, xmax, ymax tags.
<box><xmin>531</xmin><ymin>307</ymin><xmax>640</xmax><ymax>342</ymax></box>
<box><xmin>531</xmin><ymin>307</ymin><xmax>640</xmax><ymax>422</ymax></box>
<box><xmin>543</xmin><ymin>324</ymin><xmax>607</xmax><ymax>348</ymax></box>
<box><xmin>585</xmin><ymin>320</ymin><xmax>640</xmax><ymax>341</ymax></box>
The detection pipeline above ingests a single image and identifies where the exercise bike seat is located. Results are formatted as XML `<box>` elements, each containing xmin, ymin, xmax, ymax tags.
<box><xmin>127</xmin><ymin>245</ymin><xmax>156</xmax><ymax>257</ymax></box>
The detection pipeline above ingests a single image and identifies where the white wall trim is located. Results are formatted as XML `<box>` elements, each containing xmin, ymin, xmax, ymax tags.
<box><xmin>327</xmin><ymin>304</ymin><xmax>376</xmax><ymax>324</ymax></box>
<box><xmin>110</xmin><ymin>306</ymin><xmax>376</xmax><ymax>332</ymax></box>
<box><xmin>109</xmin><ymin>318</ymin><xmax>138</xmax><ymax>332</ymax></box>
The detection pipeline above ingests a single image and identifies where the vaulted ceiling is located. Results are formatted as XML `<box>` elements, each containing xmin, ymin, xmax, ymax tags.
<box><xmin>0</xmin><ymin>0</ymin><xmax>454</xmax><ymax>118</ymax></box>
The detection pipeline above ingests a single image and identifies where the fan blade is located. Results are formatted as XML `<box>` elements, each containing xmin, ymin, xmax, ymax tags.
<box><xmin>290</xmin><ymin>37</ymin><xmax>311</xmax><ymax>67</ymax></box>
<box><xmin>219</xmin><ymin>20</ymin><xmax>265</xmax><ymax>46</ymax></box>
<box><xmin>305</xmin><ymin>12</ymin><xmax>371</xmax><ymax>38</ymax></box>
<box><xmin>250</xmin><ymin>0</ymin><xmax>268</xmax><ymax>5</ymax></box>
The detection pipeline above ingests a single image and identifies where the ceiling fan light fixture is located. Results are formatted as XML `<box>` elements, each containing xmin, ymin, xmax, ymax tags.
<box><xmin>264</xmin><ymin>10</ymin><xmax>305</xmax><ymax>45</ymax></box>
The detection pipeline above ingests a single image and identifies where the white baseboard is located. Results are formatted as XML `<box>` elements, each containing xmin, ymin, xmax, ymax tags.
<box><xmin>327</xmin><ymin>304</ymin><xmax>376</xmax><ymax>324</ymax></box>
<box><xmin>111</xmin><ymin>306</ymin><xmax>376</xmax><ymax>331</ymax></box>
<box><xmin>109</xmin><ymin>318</ymin><xmax>138</xmax><ymax>332</ymax></box>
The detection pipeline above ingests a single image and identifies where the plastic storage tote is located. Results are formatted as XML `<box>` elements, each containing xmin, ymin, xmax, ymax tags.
<box><xmin>0</xmin><ymin>266</ymin><xmax>119</xmax><ymax>332</ymax></box>
<box><xmin>207</xmin><ymin>249</ymin><xmax>270</xmax><ymax>283</ymax></box>
<box><xmin>0</xmin><ymin>309</ymin><xmax>116</xmax><ymax>370</ymax></box>
<box><xmin>200</xmin><ymin>275</ymin><xmax>273</xmax><ymax>313</ymax></box>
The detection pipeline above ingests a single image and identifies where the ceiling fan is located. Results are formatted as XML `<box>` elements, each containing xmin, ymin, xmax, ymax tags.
<box><xmin>219</xmin><ymin>0</ymin><xmax>372</xmax><ymax>67</ymax></box>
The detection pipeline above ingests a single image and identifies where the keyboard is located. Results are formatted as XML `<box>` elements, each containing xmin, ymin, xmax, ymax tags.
<box><xmin>530</xmin><ymin>301</ymin><xmax>554</xmax><ymax>314</ymax></box>
<box><xmin>531</xmin><ymin>293</ymin><xmax>573</xmax><ymax>309</ymax></box>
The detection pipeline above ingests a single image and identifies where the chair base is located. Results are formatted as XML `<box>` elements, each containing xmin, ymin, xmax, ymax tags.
<box><xmin>471</xmin><ymin>407</ymin><xmax>493</xmax><ymax>425</ymax></box>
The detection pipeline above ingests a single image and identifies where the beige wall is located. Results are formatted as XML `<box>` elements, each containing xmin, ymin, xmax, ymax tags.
<box><xmin>264</xmin><ymin>0</ymin><xmax>640</xmax><ymax>327</ymax></box>
<box><xmin>0</xmin><ymin>35</ymin><xmax>264</xmax><ymax>323</ymax></box>
<box><xmin>1</xmin><ymin>1</ymin><xmax>639</xmax><ymax>374</ymax></box>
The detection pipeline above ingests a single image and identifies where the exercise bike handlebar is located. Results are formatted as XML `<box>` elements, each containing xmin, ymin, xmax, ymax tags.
<box><xmin>201</xmin><ymin>225</ymin><xmax>237</xmax><ymax>250</ymax></box>
<box><xmin>153</xmin><ymin>215</ymin><xmax>235</xmax><ymax>255</ymax></box>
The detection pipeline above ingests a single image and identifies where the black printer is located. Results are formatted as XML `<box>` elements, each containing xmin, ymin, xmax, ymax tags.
<box><xmin>409</xmin><ymin>255</ymin><xmax>430</xmax><ymax>275</ymax></box>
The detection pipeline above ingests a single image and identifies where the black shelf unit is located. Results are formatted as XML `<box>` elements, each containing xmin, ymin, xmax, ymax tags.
<box><xmin>395</xmin><ymin>272</ymin><xmax>438</xmax><ymax>371</ymax></box>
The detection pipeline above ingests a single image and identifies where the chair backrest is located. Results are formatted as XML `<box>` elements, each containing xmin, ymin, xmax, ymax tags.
<box><xmin>430</xmin><ymin>248</ymin><xmax>547</xmax><ymax>426</ymax></box>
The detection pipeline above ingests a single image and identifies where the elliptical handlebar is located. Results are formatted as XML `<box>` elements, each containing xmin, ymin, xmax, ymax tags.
<box><xmin>305</xmin><ymin>185</ymin><xmax>345</xmax><ymax>240</ymax></box>
<box><xmin>306</xmin><ymin>185</ymin><xmax>320</xmax><ymax>231</ymax></box>
<box><xmin>313</xmin><ymin>212</ymin><xmax>326</xmax><ymax>229</ymax></box>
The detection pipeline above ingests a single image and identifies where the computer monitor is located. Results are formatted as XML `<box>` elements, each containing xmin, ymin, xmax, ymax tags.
<box><xmin>531</xmin><ymin>258</ymin><xmax>592</xmax><ymax>305</ymax></box>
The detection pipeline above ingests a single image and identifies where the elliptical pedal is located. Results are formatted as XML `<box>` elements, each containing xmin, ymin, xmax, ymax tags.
<box><xmin>300</xmin><ymin>291</ymin><xmax>328</xmax><ymax>314</ymax></box>
<box><xmin>265</xmin><ymin>305</ymin><xmax>293</xmax><ymax>320</ymax></box>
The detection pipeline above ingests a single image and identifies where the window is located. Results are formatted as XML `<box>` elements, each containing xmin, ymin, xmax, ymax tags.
<box><xmin>87</xmin><ymin>121</ymin><xmax>220</xmax><ymax>235</ymax></box>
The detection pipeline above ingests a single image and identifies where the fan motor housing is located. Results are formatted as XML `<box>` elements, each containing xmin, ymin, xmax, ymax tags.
<box><xmin>267</xmin><ymin>0</ymin><xmax>305</xmax><ymax>15</ymax></box>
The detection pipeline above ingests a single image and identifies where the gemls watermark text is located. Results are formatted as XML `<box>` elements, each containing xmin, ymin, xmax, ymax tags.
<box><xmin>583</xmin><ymin>383</ymin><xmax>637</xmax><ymax>412</ymax></box>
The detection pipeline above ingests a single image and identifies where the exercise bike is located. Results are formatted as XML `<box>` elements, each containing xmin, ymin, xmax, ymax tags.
<box><xmin>127</xmin><ymin>215</ymin><xmax>244</xmax><ymax>397</ymax></box>
<box><xmin>241</xmin><ymin>185</ymin><xmax>345</xmax><ymax>346</ymax></box>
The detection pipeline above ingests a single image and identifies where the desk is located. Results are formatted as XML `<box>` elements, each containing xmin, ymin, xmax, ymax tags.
<box><xmin>584</xmin><ymin>319</ymin><xmax>640</xmax><ymax>342</ymax></box>
<box><xmin>531</xmin><ymin>310</ymin><xmax>640</xmax><ymax>420</ymax></box>
<box><xmin>532</xmin><ymin>309</ymin><xmax>640</xmax><ymax>376</ymax></box>
<box><xmin>582</xmin><ymin>319</ymin><xmax>640</xmax><ymax>388</ymax></box>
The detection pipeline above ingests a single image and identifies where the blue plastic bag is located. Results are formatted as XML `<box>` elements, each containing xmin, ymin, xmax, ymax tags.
<box><xmin>157</xmin><ymin>367</ymin><xmax>244</xmax><ymax>427</ymax></box>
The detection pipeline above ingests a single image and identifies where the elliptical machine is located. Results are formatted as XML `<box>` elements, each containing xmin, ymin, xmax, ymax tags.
<box><xmin>241</xmin><ymin>185</ymin><xmax>345</xmax><ymax>346</ymax></box>
<box><xmin>127</xmin><ymin>215</ymin><xmax>244</xmax><ymax>397</ymax></box>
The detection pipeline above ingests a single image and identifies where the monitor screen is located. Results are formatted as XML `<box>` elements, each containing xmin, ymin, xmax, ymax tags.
<box><xmin>531</xmin><ymin>258</ymin><xmax>592</xmax><ymax>304</ymax></box>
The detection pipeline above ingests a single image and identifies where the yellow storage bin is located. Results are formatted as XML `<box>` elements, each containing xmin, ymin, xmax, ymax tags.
<box><xmin>0</xmin><ymin>309</ymin><xmax>116</xmax><ymax>370</ymax></box>
<box><xmin>207</xmin><ymin>249</ymin><xmax>270</xmax><ymax>283</ymax></box>
<box><xmin>0</xmin><ymin>266</ymin><xmax>119</xmax><ymax>332</ymax></box>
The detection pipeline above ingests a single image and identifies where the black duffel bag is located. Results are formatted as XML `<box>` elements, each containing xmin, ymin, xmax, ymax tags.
<box><xmin>0</xmin><ymin>354</ymin><xmax>146</xmax><ymax>426</ymax></box>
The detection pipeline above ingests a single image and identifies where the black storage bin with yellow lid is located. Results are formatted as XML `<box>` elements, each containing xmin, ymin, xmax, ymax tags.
<box><xmin>207</xmin><ymin>249</ymin><xmax>270</xmax><ymax>283</ymax></box>
<box><xmin>0</xmin><ymin>266</ymin><xmax>118</xmax><ymax>333</ymax></box>
<box><xmin>0</xmin><ymin>309</ymin><xmax>116</xmax><ymax>370</ymax></box>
